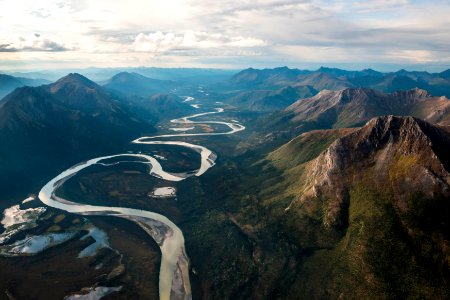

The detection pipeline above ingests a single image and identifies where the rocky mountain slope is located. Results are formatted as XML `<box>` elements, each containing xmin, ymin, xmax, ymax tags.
<box><xmin>261</xmin><ymin>116</ymin><xmax>450</xmax><ymax>298</ymax></box>
<box><xmin>286</xmin><ymin>87</ymin><xmax>450</xmax><ymax>127</ymax></box>
<box><xmin>244</xmin><ymin>88</ymin><xmax>450</xmax><ymax>151</ymax></box>
<box><xmin>285</xmin><ymin>116</ymin><xmax>450</xmax><ymax>225</ymax></box>
<box><xmin>193</xmin><ymin>115</ymin><xmax>450</xmax><ymax>299</ymax></box>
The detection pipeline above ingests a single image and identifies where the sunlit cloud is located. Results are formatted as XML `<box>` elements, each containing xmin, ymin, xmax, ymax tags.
<box><xmin>0</xmin><ymin>34</ymin><xmax>70</xmax><ymax>52</ymax></box>
<box><xmin>132</xmin><ymin>31</ymin><xmax>266</xmax><ymax>53</ymax></box>
<box><xmin>352</xmin><ymin>0</ymin><xmax>409</xmax><ymax>11</ymax></box>
<box><xmin>0</xmin><ymin>0</ymin><xmax>449</xmax><ymax>70</ymax></box>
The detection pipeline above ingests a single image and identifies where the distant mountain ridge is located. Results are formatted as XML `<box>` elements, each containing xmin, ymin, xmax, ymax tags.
<box><xmin>286</xmin><ymin>87</ymin><xmax>450</xmax><ymax>127</ymax></box>
<box><xmin>229</xmin><ymin>66</ymin><xmax>450</xmax><ymax>97</ymax></box>
<box><xmin>126</xmin><ymin>93</ymin><xmax>195</xmax><ymax>122</ymax></box>
<box><xmin>103</xmin><ymin>71</ymin><xmax>178</xmax><ymax>97</ymax></box>
<box><xmin>0</xmin><ymin>74</ymin><xmax>50</xmax><ymax>99</ymax></box>
<box><xmin>230</xmin><ymin>66</ymin><xmax>309</xmax><ymax>86</ymax></box>
<box><xmin>238</xmin><ymin>87</ymin><xmax>450</xmax><ymax>152</ymax></box>
<box><xmin>226</xmin><ymin>85</ymin><xmax>317</xmax><ymax>111</ymax></box>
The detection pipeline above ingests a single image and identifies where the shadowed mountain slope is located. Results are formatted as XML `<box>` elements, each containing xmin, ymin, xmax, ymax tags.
<box><xmin>226</xmin><ymin>86</ymin><xmax>317</xmax><ymax>112</ymax></box>
<box><xmin>103</xmin><ymin>72</ymin><xmax>177</xmax><ymax>97</ymax></box>
<box><xmin>0</xmin><ymin>74</ymin><xmax>156</xmax><ymax>199</ymax></box>
<box><xmin>0</xmin><ymin>74</ymin><xmax>50</xmax><ymax>99</ymax></box>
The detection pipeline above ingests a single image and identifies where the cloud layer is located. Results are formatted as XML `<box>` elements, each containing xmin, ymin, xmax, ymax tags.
<box><xmin>0</xmin><ymin>34</ymin><xmax>69</xmax><ymax>52</ymax></box>
<box><xmin>1</xmin><ymin>0</ymin><xmax>450</xmax><ymax>70</ymax></box>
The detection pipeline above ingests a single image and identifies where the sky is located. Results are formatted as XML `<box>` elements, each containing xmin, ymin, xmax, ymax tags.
<box><xmin>1</xmin><ymin>0</ymin><xmax>450</xmax><ymax>72</ymax></box>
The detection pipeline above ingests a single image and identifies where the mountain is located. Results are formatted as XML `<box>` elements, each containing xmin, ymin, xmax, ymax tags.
<box><xmin>367</xmin><ymin>74</ymin><xmax>430</xmax><ymax>93</ymax></box>
<box><xmin>103</xmin><ymin>72</ymin><xmax>177</xmax><ymax>96</ymax></box>
<box><xmin>314</xmin><ymin>67</ymin><xmax>384</xmax><ymax>79</ymax></box>
<box><xmin>199</xmin><ymin>115</ymin><xmax>450</xmax><ymax>299</ymax></box>
<box><xmin>0</xmin><ymin>74</ymin><xmax>50</xmax><ymax>99</ymax></box>
<box><xmin>226</xmin><ymin>67</ymin><xmax>450</xmax><ymax>97</ymax></box>
<box><xmin>226</xmin><ymin>85</ymin><xmax>317</xmax><ymax>111</ymax></box>
<box><xmin>440</xmin><ymin>69</ymin><xmax>450</xmax><ymax>79</ymax></box>
<box><xmin>268</xmin><ymin>127</ymin><xmax>358</xmax><ymax>169</ymax></box>
<box><xmin>286</xmin><ymin>88</ymin><xmax>450</xmax><ymax>127</ymax></box>
<box><xmin>45</xmin><ymin>73</ymin><xmax>120</xmax><ymax>112</ymax></box>
<box><xmin>127</xmin><ymin>93</ymin><xmax>195</xmax><ymax>121</ymax></box>
<box><xmin>46</xmin><ymin>72</ymin><xmax>195</xmax><ymax>123</ymax></box>
<box><xmin>295</xmin><ymin>72</ymin><xmax>353</xmax><ymax>90</ymax></box>
<box><xmin>283</xmin><ymin>116</ymin><xmax>450</xmax><ymax>227</ymax></box>
<box><xmin>229</xmin><ymin>67</ymin><xmax>309</xmax><ymax>88</ymax></box>
<box><xmin>0</xmin><ymin>73</ymin><xmax>155</xmax><ymax>199</ymax></box>
<box><xmin>239</xmin><ymin>87</ymin><xmax>450</xmax><ymax>152</ymax></box>
<box><xmin>228</xmin><ymin>67</ymin><xmax>355</xmax><ymax>91</ymax></box>
<box><xmin>260</xmin><ymin>116</ymin><xmax>450</xmax><ymax>298</ymax></box>
<box><xmin>0</xmin><ymin>75</ymin><xmax>28</xmax><ymax>99</ymax></box>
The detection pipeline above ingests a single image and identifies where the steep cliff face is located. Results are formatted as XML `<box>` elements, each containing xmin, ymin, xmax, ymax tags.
<box><xmin>296</xmin><ymin>116</ymin><xmax>450</xmax><ymax>227</ymax></box>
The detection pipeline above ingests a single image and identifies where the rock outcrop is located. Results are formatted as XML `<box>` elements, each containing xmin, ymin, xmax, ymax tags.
<box><xmin>297</xmin><ymin>115</ymin><xmax>450</xmax><ymax>227</ymax></box>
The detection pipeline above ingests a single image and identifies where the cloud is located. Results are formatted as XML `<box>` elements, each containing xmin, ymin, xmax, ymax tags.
<box><xmin>132</xmin><ymin>31</ymin><xmax>266</xmax><ymax>53</ymax></box>
<box><xmin>0</xmin><ymin>35</ymin><xmax>70</xmax><ymax>52</ymax></box>
<box><xmin>0</xmin><ymin>0</ymin><xmax>450</xmax><ymax>70</ymax></box>
<box><xmin>352</xmin><ymin>0</ymin><xmax>409</xmax><ymax>11</ymax></box>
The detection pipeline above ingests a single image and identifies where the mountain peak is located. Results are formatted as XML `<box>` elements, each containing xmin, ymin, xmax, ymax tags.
<box><xmin>47</xmin><ymin>73</ymin><xmax>116</xmax><ymax>112</ymax></box>
<box><xmin>52</xmin><ymin>73</ymin><xmax>98</xmax><ymax>90</ymax></box>
<box><xmin>297</xmin><ymin>115</ymin><xmax>450</xmax><ymax>227</ymax></box>
<box><xmin>273</xmin><ymin>66</ymin><xmax>290</xmax><ymax>71</ymax></box>
<box><xmin>285</xmin><ymin>87</ymin><xmax>443</xmax><ymax>130</ymax></box>
<box><xmin>317</xmin><ymin>66</ymin><xmax>335</xmax><ymax>72</ymax></box>
<box><xmin>104</xmin><ymin>71</ymin><xmax>175</xmax><ymax>96</ymax></box>
<box><xmin>362</xmin><ymin>115</ymin><xmax>428</xmax><ymax>141</ymax></box>
<box><xmin>396</xmin><ymin>68</ymin><xmax>408</xmax><ymax>74</ymax></box>
<box><xmin>390</xmin><ymin>87</ymin><xmax>431</xmax><ymax>100</ymax></box>
<box><xmin>440</xmin><ymin>68</ymin><xmax>450</xmax><ymax>79</ymax></box>
<box><xmin>110</xmin><ymin>71</ymin><xmax>149</xmax><ymax>81</ymax></box>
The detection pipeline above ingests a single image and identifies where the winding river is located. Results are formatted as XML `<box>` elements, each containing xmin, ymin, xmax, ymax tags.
<box><xmin>38</xmin><ymin>100</ymin><xmax>245</xmax><ymax>300</ymax></box>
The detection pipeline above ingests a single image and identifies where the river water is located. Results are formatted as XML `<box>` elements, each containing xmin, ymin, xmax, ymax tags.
<box><xmin>38</xmin><ymin>102</ymin><xmax>245</xmax><ymax>300</ymax></box>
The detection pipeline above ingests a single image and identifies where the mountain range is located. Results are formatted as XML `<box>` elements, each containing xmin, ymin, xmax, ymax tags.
<box><xmin>0</xmin><ymin>66</ymin><xmax>449</xmax><ymax>299</ymax></box>
<box><xmin>242</xmin><ymin>87</ymin><xmax>450</xmax><ymax>150</ymax></box>
<box><xmin>225</xmin><ymin>85</ymin><xmax>317</xmax><ymax>112</ymax></box>
<box><xmin>227</xmin><ymin>66</ymin><xmax>450</xmax><ymax>98</ymax></box>
<box><xmin>0</xmin><ymin>73</ymin><xmax>194</xmax><ymax>199</ymax></box>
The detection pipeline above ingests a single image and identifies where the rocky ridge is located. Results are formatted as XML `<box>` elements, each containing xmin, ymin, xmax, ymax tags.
<box><xmin>295</xmin><ymin>115</ymin><xmax>450</xmax><ymax>227</ymax></box>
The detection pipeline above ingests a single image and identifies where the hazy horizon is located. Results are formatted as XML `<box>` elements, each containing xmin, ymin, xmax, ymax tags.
<box><xmin>0</xmin><ymin>64</ymin><xmax>450</xmax><ymax>75</ymax></box>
